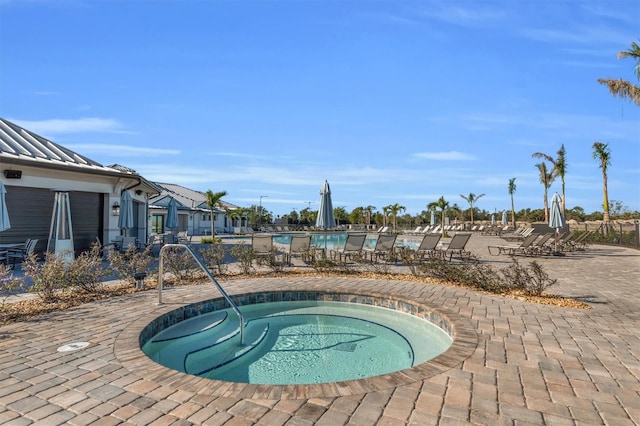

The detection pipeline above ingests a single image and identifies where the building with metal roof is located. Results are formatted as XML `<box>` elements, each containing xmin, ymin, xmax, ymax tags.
<box><xmin>0</xmin><ymin>117</ymin><xmax>161</xmax><ymax>255</ymax></box>
<box><xmin>149</xmin><ymin>182</ymin><xmax>248</xmax><ymax>236</ymax></box>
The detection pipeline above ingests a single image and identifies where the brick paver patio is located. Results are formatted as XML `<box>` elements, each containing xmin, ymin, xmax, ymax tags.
<box><xmin>0</xmin><ymin>234</ymin><xmax>639</xmax><ymax>425</ymax></box>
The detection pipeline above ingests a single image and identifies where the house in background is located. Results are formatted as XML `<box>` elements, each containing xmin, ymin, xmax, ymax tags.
<box><xmin>0</xmin><ymin>117</ymin><xmax>160</xmax><ymax>255</ymax></box>
<box><xmin>149</xmin><ymin>183</ymin><xmax>248</xmax><ymax>235</ymax></box>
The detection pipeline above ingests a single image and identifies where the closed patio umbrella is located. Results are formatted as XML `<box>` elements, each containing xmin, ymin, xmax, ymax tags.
<box><xmin>549</xmin><ymin>192</ymin><xmax>566</xmax><ymax>255</ymax></box>
<box><xmin>0</xmin><ymin>182</ymin><xmax>10</xmax><ymax>232</ymax></box>
<box><xmin>118</xmin><ymin>191</ymin><xmax>134</xmax><ymax>234</ymax></box>
<box><xmin>315</xmin><ymin>180</ymin><xmax>336</xmax><ymax>253</ymax></box>
<box><xmin>430</xmin><ymin>210</ymin><xmax>436</xmax><ymax>226</ymax></box>
<box><xmin>166</xmin><ymin>198</ymin><xmax>179</xmax><ymax>230</ymax></box>
<box><xmin>501</xmin><ymin>210</ymin><xmax>508</xmax><ymax>226</ymax></box>
<box><xmin>491</xmin><ymin>214</ymin><xmax>496</xmax><ymax>225</ymax></box>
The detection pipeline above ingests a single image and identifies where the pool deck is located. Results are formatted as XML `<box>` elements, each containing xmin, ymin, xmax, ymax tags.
<box><xmin>1</xmin><ymin>234</ymin><xmax>639</xmax><ymax>425</ymax></box>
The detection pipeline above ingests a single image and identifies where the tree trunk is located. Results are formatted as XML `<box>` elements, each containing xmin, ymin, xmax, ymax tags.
<box><xmin>510</xmin><ymin>195</ymin><xmax>516</xmax><ymax>227</ymax></box>
<box><xmin>602</xmin><ymin>173</ymin><xmax>610</xmax><ymax>222</ymax></box>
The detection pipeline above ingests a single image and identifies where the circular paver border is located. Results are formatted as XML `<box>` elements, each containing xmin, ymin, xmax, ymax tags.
<box><xmin>114</xmin><ymin>278</ymin><xmax>478</xmax><ymax>399</ymax></box>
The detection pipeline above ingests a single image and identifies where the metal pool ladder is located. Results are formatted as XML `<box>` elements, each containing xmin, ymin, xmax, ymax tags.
<box><xmin>157</xmin><ymin>243</ymin><xmax>246</xmax><ymax>345</ymax></box>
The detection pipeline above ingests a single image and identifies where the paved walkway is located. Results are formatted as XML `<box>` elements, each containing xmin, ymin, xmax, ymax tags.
<box><xmin>0</xmin><ymin>234</ymin><xmax>639</xmax><ymax>425</ymax></box>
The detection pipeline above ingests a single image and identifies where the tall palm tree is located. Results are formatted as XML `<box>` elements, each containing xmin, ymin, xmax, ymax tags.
<box><xmin>533</xmin><ymin>145</ymin><xmax>567</xmax><ymax>215</ymax></box>
<box><xmin>508</xmin><ymin>178</ymin><xmax>517</xmax><ymax>227</ymax></box>
<box><xmin>597</xmin><ymin>39</ymin><xmax>640</xmax><ymax>105</ymax></box>
<box><xmin>204</xmin><ymin>190</ymin><xmax>228</xmax><ymax>237</ymax></box>
<box><xmin>427</xmin><ymin>196</ymin><xmax>449</xmax><ymax>237</ymax></box>
<box><xmin>534</xmin><ymin>162</ymin><xmax>555</xmax><ymax>222</ymax></box>
<box><xmin>592</xmin><ymin>142</ymin><xmax>612</xmax><ymax>222</ymax></box>
<box><xmin>387</xmin><ymin>203</ymin><xmax>406</xmax><ymax>233</ymax></box>
<box><xmin>459</xmin><ymin>193</ymin><xmax>485</xmax><ymax>224</ymax></box>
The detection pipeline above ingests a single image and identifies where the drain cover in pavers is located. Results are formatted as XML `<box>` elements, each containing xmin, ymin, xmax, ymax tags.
<box><xmin>57</xmin><ymin>342</ymin><xmax>90</xmax><ymax>352</ymax></box>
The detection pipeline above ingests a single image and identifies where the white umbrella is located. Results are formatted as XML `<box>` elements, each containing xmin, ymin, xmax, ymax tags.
<box><xmin>430</xmin><ymin>210</ymin><xmax>436</xmax><ymax>226</ymax></box>
<box><xmin>549</xmin><ymin>192</ymin><xmax>566</xmax><ymax>255</ymax></box>
<box><xmin>501</xmin><ymin>210</ymin><xmax>508</xmax><ymax>226</ymax></box>
<box><xmin>118</xmin><ymin>191</ymin><xmax>134</xmax><ymax>234</ymax></box>
<box><xmin>0</xmin><ymin>182</ymin><xmax>10</xmax><ymax>232</ymax></box>
<box><xmin>491</xmin><ymin>214</ymin><xmax>496</xmax><ymax>225</ymax></box>
<box><xmin>315</xmin><ymin>180</ymin><xmax>336</xmax><ymax>253</ymax></box>
<box><xmin>166</xmin><ymin>197</ymin><xmax>179</xmax><ymax>230</ymax></box>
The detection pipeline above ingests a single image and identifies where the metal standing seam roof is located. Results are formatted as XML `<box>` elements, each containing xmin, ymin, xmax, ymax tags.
<box><xmin>0</xmin><ymin>117</ymin><xmax>121</xmax><ymax>174</ymax></box>
<box><xmin>150</xmin><ymin>182</ymin><xmax>240</xmax><ymax>212</ymax></box>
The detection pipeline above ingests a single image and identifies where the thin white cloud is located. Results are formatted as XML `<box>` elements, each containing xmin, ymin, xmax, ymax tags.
<box><xmin>413</xmin><ymin>151</ymin><xmax>476</xmax><ymax>161</ymax></box>
<box><xmin>11</xmin><ymin>117</ymin><xmax>124</xmax><ymax>135</ymax></box>
<box><xmin>65</xmin><ymin>144</ymin><xmax>180</xmax><ymax>157</ymax></box>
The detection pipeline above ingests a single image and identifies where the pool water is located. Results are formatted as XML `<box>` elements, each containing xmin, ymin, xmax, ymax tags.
<box><xmin>272</xmin><ymin>233</ymin><xmax>418</xmax><ymax>251</ymax></box>
<box><xmin>142</xmin><ymin>301</ymin><xmax>452</xmax><ymax>385</ymax></box>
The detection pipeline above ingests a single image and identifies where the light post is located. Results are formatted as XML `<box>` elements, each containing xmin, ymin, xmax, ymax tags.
<box><xmin>259</xmin><ymin>195</ymin><xmax>268</xmax><ymax>228</ymax></box>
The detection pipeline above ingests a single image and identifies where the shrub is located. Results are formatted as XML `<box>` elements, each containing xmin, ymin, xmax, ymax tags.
<box><xmin>108</xmin><ymin>245</ymin><xmax>155</xmax><ymax>286</ymax></box>
<box><xmin>230</xmin><ymin>242</ymin><xmax>254</xmax><ymax>275</ymax></box>
<box><xmin>65</xmin><ymin>243</ymin><xmax>112</xmax><ymax>293</ymax></box>
<box><xmin>162</xmin><ymin>246</ymin><xmax>202</xmax><ymax>283</ymax></box>
<box><xmin>22</xmin><ymin>252</ymin><xmax>70</xmax><ymax>301</ymax></box>
<box><xmin>0</xmin><ymin>264</ymin><xmax>26</xmax><ymax>309</ymax></box>
<box><xmin>199</xmin><ymin>243</ymin><xmax>229</xmax><ymax>275</ymax></box>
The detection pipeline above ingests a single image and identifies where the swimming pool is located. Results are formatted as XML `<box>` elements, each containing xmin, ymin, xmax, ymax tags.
<box><xmin>272</xmin><ymin>233</ymin><xmax>418</xmax><ymax>250</ymax></box>
<box><xmin>140</xmin><ymin>292</ymin><xmax>453</xmax><ymax>385</ymax></box>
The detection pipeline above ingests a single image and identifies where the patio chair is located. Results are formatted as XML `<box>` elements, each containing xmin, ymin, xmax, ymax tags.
<box><xmin>365</xmin><ymin>233</ymin><xmax>397</xmax><ymax>262</ymax></box>
<box><xmin>118</xmin><ymin>237</ymin><xmax>138</xmax><ymax>253</ymax></box>
<box><xmin>436</xmin><ymin>233</ymin><xmax>473</xmax><ymax>261</ymax></box>
<box><xmin>487</xmin><ymin>233</ymin><xmax>538</xmax><ymax>256</ymax></box>
<box><xmin>8</xmin><ymin>239</ymin><xmax>39</xmax><ymax>269</ymax></box>
<box><xmin>284</xmin><ymin>235</ymin><xmax>313</xmax><ymax>265</ymax></box>
<box><xmin>408</xmin><ymin>233</ymin><xmax>442</xmax><ymax>260</ymax></box>
<box><xmin>252</xmin><ymin>234</ymin><xmax>278</xmax><ymax>264</ymax></box>
<box><xmin>330</xmin><ymin>233</ymin><xmax>367</xmax><ymax>262</ymax></box>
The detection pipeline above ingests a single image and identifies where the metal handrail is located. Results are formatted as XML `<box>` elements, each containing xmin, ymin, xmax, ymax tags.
<box><xmin>157</xmin><ymin>243</ymin><xmax>246</xmax><ymax>345</ymax></box>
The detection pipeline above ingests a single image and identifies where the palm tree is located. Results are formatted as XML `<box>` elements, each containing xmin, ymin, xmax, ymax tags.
<box><xmin>597</xmin><ymin>39</ymin><xmax>640</xmax><ymax>105</ymax></box>
<box><xmin>592</xmin><ymin>142</ymin><xmax>612</xmax><ymax>222</ymax></box>
<box><xmin>204</xmin><ymin>190</ymin><xmax>228</xmax><ymax>237</ymax></box>
<box><xmin>459</xmin><ymin>193</ymin><xmax>485</xmax><ymax>224</ymax></box>
<box><xmin>533</xmin><ymin>145</ymin><xmax>567</xmax><ymax>215</ymax></box>
<box><xmin>534</xmin><ymin>162</ymin><xmax>555</xmax><ymax>222</ymax></box>
<box><xmin>427</xmin><ymin>196</ymin><xmax>449</xmax><ymax>237</ymax></box>
<box><xmin>508</xmin><ymin>178</ymin><xmax>517</xmax><ymax>227</ymax></box>
<box><xmin>387</xmin><ymin>203</ymin><xmax>406</xmax><ymax>233</ymax></box>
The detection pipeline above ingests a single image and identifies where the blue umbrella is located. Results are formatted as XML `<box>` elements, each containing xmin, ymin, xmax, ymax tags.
<box><xmin>166</xmin><ymin>197</ymin><xmax>179</xmax><ymax>230</ymax></box>
<box><xmin>315</xmin><ymin>180</ymin><xmax>336</xmax><ymax>253</ymax></box>
<box><xmin>0</xmin><ymin>182</ymin><xmax>10</xmax><ymax>232</ymax></box>
<box><xmin>501</xmin><ymin>210</ymin><xmax>508</xmax><ymax>226</ymax></box>
<box><xmin>118</xmin><ymin>191</ymin><xmax>134</xmax><ymax>233</ymax></box>
<box><xmin>549</xmin><ymin>192</ymin><xmax>566</xmax><ymax>254</ymax></box>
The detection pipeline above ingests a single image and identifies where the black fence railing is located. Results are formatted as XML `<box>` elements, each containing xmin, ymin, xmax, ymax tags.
<box><xmin>578</xmin><ymin>220</ymin><xmax>640</xmax><ymax>249</ymax></box>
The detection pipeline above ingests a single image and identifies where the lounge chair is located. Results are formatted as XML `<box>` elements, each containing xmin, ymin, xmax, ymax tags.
<box><xmin>252</xmin><ymin>234</ymin><xmax>276</xmax><ymax>263</ymax></box>
<box><xmin>284</xmin><ymin>235</ymin><xmax>313</xmax><ymax>265</ymax></box>
<box><xmin>436</xmin><ymin>233</ymin><xmax>473</xmax><ymax>260</ymax></box>
<box><xmin>365</xmin><ymin>233</ymin><xmax>397</xmax><ymax>262</ymax></box>
<box><xmin>406</xmin><ymin>233</ymin><xmax>441</xmax><ymax>260</ymax></box>
<box><xmin>330</xmin><ymin>233</ymin><xmax>367</xmax><ymax>262</ymax></box>
<box><xmin>500</xmin><ymin>227</ymin><xmax>534</xmax><ymax>241</ymax></box>
<box><xmin>487</xmin><ymin>233</ymin><xmax>538</xmax><ymax>256</ymax></box>
<box><xmin>528</xmin><ymin>233</ymin><xmax>554</xmax><ymax>256</ymax></box>
<box><xmin>564</xmin><ymin>231</ymin><xmax>592</xmax><ymax>251</ymax></box>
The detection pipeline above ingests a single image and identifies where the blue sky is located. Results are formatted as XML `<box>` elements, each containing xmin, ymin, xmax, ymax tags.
<box><xmin>1</xmin><ymin>0</ymin><xmax>639</xmax><ymax>218</ymax></box>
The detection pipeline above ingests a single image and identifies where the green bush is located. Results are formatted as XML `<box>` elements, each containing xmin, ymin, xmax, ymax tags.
<box><xmin>230</xmin><ymin>242</ymin><xmax>254</xmax><ymax>275</ymax></box>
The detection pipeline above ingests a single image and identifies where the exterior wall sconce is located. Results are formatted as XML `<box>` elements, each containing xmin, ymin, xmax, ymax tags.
<box><xmin>112</xmin><ymin>201</ymin><xmax>120</xmax><ymax>216</ymax></box>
